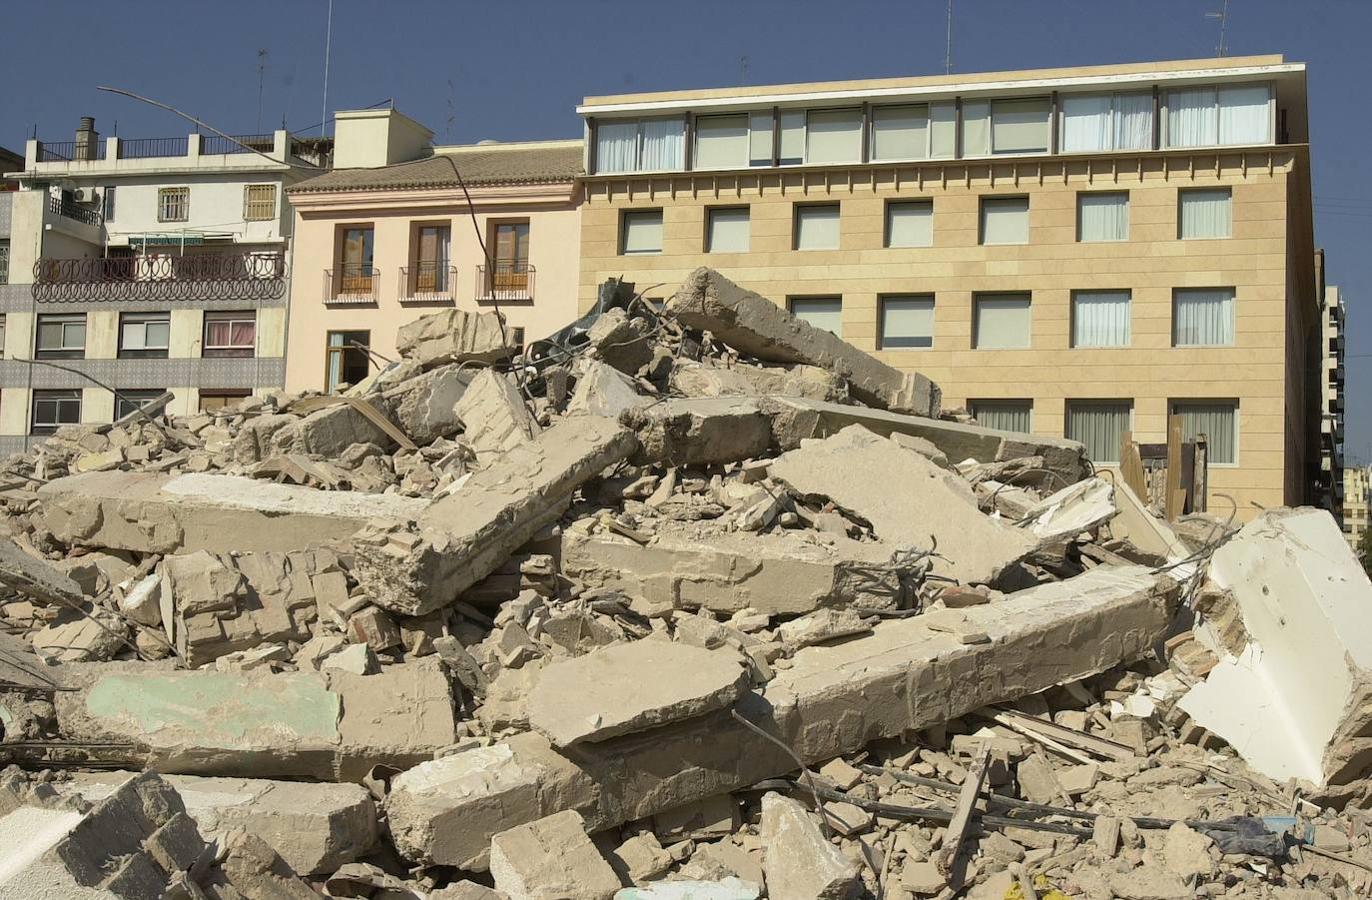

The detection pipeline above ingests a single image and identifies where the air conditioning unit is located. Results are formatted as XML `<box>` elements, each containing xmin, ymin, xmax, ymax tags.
<box><xmin>72</xmin><ymin>187</ymin><xmax>99</xmax><ymax>204</ymax></box>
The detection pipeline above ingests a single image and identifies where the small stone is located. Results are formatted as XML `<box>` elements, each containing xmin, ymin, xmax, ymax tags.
<box><xmin>817</xmin><ymin>759</ymin><xmax>865</xmax><ymax>790</ymax></box>
<box><xmin>322</xmin><ymin>642</ymin><xmax>380</xmax><ymax>675</ymax></box>
<box><xmin>900</xmin><ymin>860</ymin><xmax>945</xmax><ymax>895</ymax></box>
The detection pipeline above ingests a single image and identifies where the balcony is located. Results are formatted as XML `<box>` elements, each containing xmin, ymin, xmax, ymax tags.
<box><xmin>33</xmin><ymin>251</ymin><xmax>287</xmax><ymax>303</ymax></box>
<box><xmin>398</xmin><ymin>263</ymin><xmax>457</xmax><ymax>305</ymax></box>
<box><xmin>476</xmin><ymin>262</ymin><xmax>534</xmax><ymax>303</ymax></box>
<box><xmin>48</xmin><ymin>194</ymin><xmax>103</xmax><ymax>227</ymax></box>
<box><xmin>325</xmin><ymin>265</ymin><xmax>380</xmax><ymax>305</ymax></box>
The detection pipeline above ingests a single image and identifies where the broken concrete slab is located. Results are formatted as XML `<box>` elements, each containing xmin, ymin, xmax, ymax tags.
<box><xmin>588</xmin><ymin>307</ymin><xmax>654</xmax><ymax>375</ymax></box>
<box><xmin>1109</xmin><ymin>480</ymin><xmax>1190</xmax><ymax>562</ymax></box>
<box><xmin>396</xmin><ymin>308</ymin><xmax>514</xmax><ymax>369</ymax></box>
<box><xmin>568</xmin><ymin>360</ymin><xmax>651</xmax><ymax>420</ymax></box>
<box><xmin>0</xmin><ymin>539</ymin><xmax>85</xmax><ymax>607</ymax></box>
<box><xmin>489</xmin><ymin>809</ymin><xmax>623</xmax><ymax>900</ymax></box>
<box><xmin>560</xmin><ymin>525</ymin><xmax>910</xmax><ymax>616</ymax></box>
<box><xmin>31</xmin><ymin>605</ymin><xmax>128</xmax><ymax>662</ymax></box>
<box><xmin>615</xmin><ymin>879</ymin><xmax>760</xmax><ymax>900</ymax></box>
<box><xmin>385</xmin><ymin>566</ymin><xmax>1176</xmax><ymax>869</ymax></box>
<box><xmin>669</xmin><ymin>360</ymin><xmax>848</xmax><ymax>404</ymax></box>
<box><xmin>39</xmin><ymin>470</ymin><xmax>428</xmax><ymax>555</ymax></box>
<box><xmin>768</xmin><ymin>425</ymin><xmax>1037</xmax><ymax>585</ymax></box>
<box><xmin>759</xmin><ymin>792</ymin><xmax>862</xmax><ymax>900</ymax></box>
<box><xmin>457</xmin><ymin>369</ymin><xmax>541</xmax><ymax>467</ymax></box>
<box><xmin>527</xmin><ymin>640</ymin><xmax>750</xmax><ymax>747</ymax></box>
<box><xmin>623</xmin><ymin>397</ymin><xmax>773</xmax><ymax>467</ymax></box>
<box><xmin>352</xmin><ymin>416</ymin><xmax>637</xmax><ymax>616</ymax></box>
<box><xmin>1179</xmin><ymin>508</ymin><xmax>1372</xmax><ymax>791</ymax></box>
<box><xmin>765</xmin><ymin>396</ymin><xmax>1086</xmax><ymax>486</ymax></box>
<box><xmin>668</xmin><ymin>268</ymin><xmax>940</xmax><ymax>417</ymax></box>
<box><xmin>1016</xmin><ymin>477</ymin><xmax>1117</xmax><ymax>542</ymax></box>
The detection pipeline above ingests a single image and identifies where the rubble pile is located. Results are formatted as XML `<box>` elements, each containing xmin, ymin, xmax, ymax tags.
<box><xmin>0</xmin><ymin>267</ymin><xmax>1370</xmax><ymax>898</ymax></box>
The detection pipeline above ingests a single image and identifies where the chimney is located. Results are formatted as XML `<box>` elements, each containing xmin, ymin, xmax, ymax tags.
<box><xmin>74</xmin><ymin>116</ymin><xmax>98</xmax><ymax>161</ymax></box>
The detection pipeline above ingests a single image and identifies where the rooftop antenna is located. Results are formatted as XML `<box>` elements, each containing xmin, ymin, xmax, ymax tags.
<box><xmin>1205</xmin><ymin>0</ymin><xmax>1230</xmax><ymax>56</ymax></box>
<box><xmin>256</xmin><ymin>49</ymin><xmax>269</xmax><ymax>133</ymax></box>
<box><xmin>739</xmin><ymin>55</ymin><xmax>749</xmax><ymax>85</ymax></box>
<box><xmin>320</xmin><ymin>0</ymin><xmax>334</xmax><ymax>137</ymax></box>
<box><xmin>945</xmin><ymin>0</ymin><xmax>953</xmax><ymax>74</ymax></box>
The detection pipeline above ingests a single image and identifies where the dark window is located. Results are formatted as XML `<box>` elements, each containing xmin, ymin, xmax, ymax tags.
<box><xmin>31</xmin><ymin>389</ymin><xmax>81</xmax><ymax>435</ymax></box>
<box><xmin>114</xmin><ymin>389</ymin><xmax>167</xmax><ymax>421</ymax></box>
<box><xmin>326</xmin><ymin>330</ymin><xmax>370</xmax><ymax>393</ymax></box>
<box><xmin>199</xmin><ymin>389</ymin><xmax>252</xmax><ymax>413</ymax></box>
<box><xmin>35</xmin><ymin>314</ymin><xmax>86</xmax><ymax>359</ymax></box>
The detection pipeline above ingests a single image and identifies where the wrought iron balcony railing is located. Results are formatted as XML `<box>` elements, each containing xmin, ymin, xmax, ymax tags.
<box><xmin>476</xmin><ymin>262</ymin><xmax>534</xmax><ymax>302</ymax></box>
<box><xmin>399</xmin><ymin>263</ymin><xmax>457</xmax><ymax>304</ymax></box>
<box><xmin>48</xmin><ymin>195</ymin><xmax>103</xmax><ymax>227</ymax></box>
<box><xmin>325</xmin><ymin>265</ymin><xmax>380</xmax><ymax>304</ymax></box>
<box><xmin>32</xmin><ymin>251</ymin><xmax>286</xmax><ymax>303</ymax></box>
<box><xmin>36</xmin><ymin>140</ymin><xmax>107</xmax><ymax>162</ymax></box>
<box><xmin>118</xmin><ymin>136</ymin><xmax>189</xmax><ymax>159</ymax></box>
<box><xmin>202</xmin><ymin>133</ymin><xmax>275</xmax><ymax>155</ymax></box>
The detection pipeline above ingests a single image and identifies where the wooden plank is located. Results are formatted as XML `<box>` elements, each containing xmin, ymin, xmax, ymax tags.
<box><xmin>936</xmin><ymin>745</ymin><xmax>992</xmax><ymax>878</ymax></box>
<box><xmin>1119</xmin><ymin>431</ymin><xmax>1148</xmax><ymax>500</ymax></box>
<box><xmin>991</xmin><ymin>708</ymin><xmax>1138</xmax><ymax>762</ymax></box>
<box><xmin>1164</xmin><ymin>415</ymin><xmax>1183</xmax><ymax>522</ymax></box>
<box><xmin>1193</xmin><ymin>437</ymin><xmax>1209</xmax><ymax>513</ymax></box>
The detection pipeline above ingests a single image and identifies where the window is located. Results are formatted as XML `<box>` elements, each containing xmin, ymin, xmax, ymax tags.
<box><xmin>794</xmin><ymin>204</ymin><xmax>840</xmax><ymax>251</ymax></box>
<box><xmin>1172</xmin><ymin>400</ymin><xmax>1239</xmax><ymax>465</ymax></box>
<box><xmin>31</xmin><ymin>389</ymin><xmax>81</xmax><ymax>435</ymax></box>
<box><xmin>326</xmin><ymin>330</ymin><xmax>370</xmax><ymax>394</ymax></box>
<box><xmin>412</xmin><ymin>223</ymin><xmax>452</xmax><ymax>293</ymax></box>
<box><xmin>1071</xmin><ymin>291</ymin><xmax>1131</xmax><ymax>348</ymax></box>
<box><xmin>789</xmin><ymin>297</ymin><xmax>842</xmax><ymax>337</ymax></box>
<box><xmin>1077</xmin><ymin>192</ymin><xmax>1128</xmax><ymax>242</ymax></box>
<box><xmin>1179</xmin><ymin>188</ymin><xmax>1232</xmax><ymax>239</ymax></box>
<box><xmin>979</xmin><ymin>197</ymin><xmax>1029</xmax><ymax>245</ymax></box>
<box><xmin>158</xmin><ymin>187</ymin><xmax>189</xmax><ymax>222</ymax></box>
<box><xmin>1060</xmin><ymin>92</ymin><xmax>1154</xmax><ymax>152</ymax></box>
<box><xmin>878</xmin><ymin>295</ymin><xmax>934</xmax><ymax>349</ymax></box>
<box><xmin>1066</xmin><ymin>401</ymin><xmax>1132</xmax><ymax>465</ymax></box>
<box><xmin>490</xmin><ymin>221</ymin><xmax>531</xmax><ymax>296</ymax></box>
<box><xmin>243</xmin><ymin>184</ymin><xmax>277</xmax><ymax>221</ymax></box>
<box><xmin>779</xmin><ymin>110</ymin><xmax>805</xmax><ymax>165</ymax></box>
<box><xmin>871</xmin><ymin>105</ymin><xmax>930</xmax><ymax>161</ymax></box>
<box><xmin>885</xmin><ymin>201</ymin><xmax>933</xmax><ymax>248</ymax></box>
<box><xmin>1166</xmin><ymin>84</ymin><xmax>1271</xmax><ymax>148</ymax></box>
<box><xmin>748</xmin><ymin>112</ymin><xmax>774</xmax><ymax>166</ymax></box>
<box><xmin>0</xmin><ymin>314</ymin><xmax>6</xmax><ymax>357</ymax></box>
<box><xmin>963</xmin><ymin>98</ymin><xmax>1051</xmax><ymax>156</ymax></box>
<box><xmin>929</xmin><ymin>101</ymin><xmax>957</xmax><ymax>158</ymax></box>
<box><xmin>620</xmin><ymin>210</ymin><xmax>663</xmax><ymax>255</ymax></box>
<box><xmin>199</xmin><ymin>389</ymin><xmax>252</xmax><ymax>413</ymax></box>
<box><xmin>102</xmin><ymin>186</ymin><xmax>115</xmax><ymax>222</ymax></box>
<box><xmin>118</xmin><ymin>312</ymin><xmax>171</xmax><ymax>359</ymax></box>
<box><xmin>1173</xmin><ymin>288</ymin><xmax>1236</xmax><ymax>347</ymax></box>
<box><xmin>338</xmin><ymin>225</ymin><xmax>375</xmax><ymax>294</ymax></box>
<box><xmin>0</xmin><ymin>241</ymin><xmax>9</xmax><ymax>284</ymax></box>
<box><xmin>706</xmin><ymin>207</ymin><xmax>750</xmax><ymax>253</ymax></box>
<box><xmin>694</xmin><ymin>115</ymin><xmax>749</xmax><ymax>170</ymax></box>
<box><xmin>203</xmin><ymin>311</ymin><xmax>256</xmax><ymax>358</ymax></box>
<box><xmin>595</xmin><ymin>118</ymin><xmax>686</xmax><ymax>173</ymax></box>
<box><xmin>805</xmin><ymin>108</ymin><xmax>863</xmax><ymax>164</ymax></box>
<box><xmin>973</xmin><ymin>293</ymin><xmax>1031</xmax><ymax>349</ymax></box>
<box><xmin>115</xmin><ymin>389</ymin><xmax>167</xmax><ymax>421</ymax></box>
<box><xmin>971</xmin><ymin>400</ymin><xmax>1033</xmax><ymax>433</ymax></box>
<box><xmin>35</xmin><ymin>314</ymin><xmax>86</xmax><ymax>359</ymax></box>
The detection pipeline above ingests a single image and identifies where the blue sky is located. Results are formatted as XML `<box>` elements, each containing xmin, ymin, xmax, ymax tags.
<box><xmin>3</xmin><ymin>0</ymin><xmax>1368</xmax><ymax>459</ymax></box>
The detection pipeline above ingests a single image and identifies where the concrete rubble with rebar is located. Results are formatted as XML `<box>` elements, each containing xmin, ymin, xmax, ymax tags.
<box><xmin>1</xmin><ymin>267</ymin><xmax>1369</xmax><ymax>897</ymax></box>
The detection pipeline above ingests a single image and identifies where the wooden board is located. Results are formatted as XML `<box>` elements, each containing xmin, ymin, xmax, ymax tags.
<box><xmin>1164</xmin><ymin>415</ymin><xmax>1184</xmax><ymax>522</ymax></box>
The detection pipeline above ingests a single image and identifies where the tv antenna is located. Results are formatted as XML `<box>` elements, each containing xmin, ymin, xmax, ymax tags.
<box><xmin>256</xmin><ymin>49</ymin><xmax>269</xmax><ymax>133</ymax></box>
<box><xmin>945</xmin><ymin>0</ymin><xmax>953</xmax><ymax>74</ymax></box>
<box><xmin>320</xmin><ymin>0</ymin><xmax>334</xmax><ymax>136</ymax></box>
<box><xmin>1205</xmin><ymin>0</ymin><xmax>1230</xmax><ymax>57</ymax></box>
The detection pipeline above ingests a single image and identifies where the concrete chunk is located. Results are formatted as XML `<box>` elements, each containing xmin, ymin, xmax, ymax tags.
<box><xmin>39</xmin><ymin>471</ymin><xmax>428</xmax><ymax>555</ymax></box>
<box><xmin>457</xmin><ymin>369</ymin><xmax>541</xmax><ymax>466</ymax></box>
<box><xmin>528</xmin><ymin>641</ymin><xmax>749</xmax><ymax>747</ymax></box>
<box><xmin>669</xmin><ymin>359</ymin><xmax>847</xmax><ymax>403</ymax></box>
<box><xmin>397</xmin><ymin>308</ymin><xmax>514</xmax><ymax>369</ymax></box>
<box><xmin>353</xmin><ymin>416</ymin><xmax>637</xmax><ymax>616</ymax></box>
<box><xmin>0</xmin><ymin>539</ymin><xmax>85</xmax><ymax>606</ymax></box>
<box><xmin>568</xmin><ymin>360</ymin><xmax>651</xmax><ymax>419</ymax></box>
<box><xmin>624</xmin><ymin>397</ymin><xmax>773</xmax><ymax>467</ymax></box>
<box><xmin>759</xmin><ymin>792</ymin><xmax>862</xmax><ymax>900</ymax></box>
<box><xmin>490</xmin><ymin>809</ymin><xmax>622</xmax><ymax>900</ymax></box>
<box><xmin>668</xmin><ymin>268</ymin><xmax>940</xmax><ymax>416</ymax></box>
<box><xmin>385</xmin><ymin>566</ymin><xmax>1177</xmax><ymax>868</ymax></box>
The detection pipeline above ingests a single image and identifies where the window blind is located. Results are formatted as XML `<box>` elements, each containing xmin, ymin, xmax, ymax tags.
<box><xmin>1072</xmin><ymin>291</ymin><xmax>1131</xmax><ymax>347</ymax></box>
<box><xmin>1173</xmin><ymin>288</ymin><xmax>1235</xmax><ymax>346</ymax></box>
<box><xmin>749</xmin><ymin>112</ymin><xmax>774</xmax><ymax>165</ymax></box>
<box><xmin>871</xmin><ymin>105</ymin><xmax>929</xmax><ymax>160</ymax></box>
<box><xmin>980</xmin><ymin>197</ymin><xmax>1029</xmax><ymax>245</ymax></box>
<box><xmin>695</xmin><ymin>115</ymin><xmax>749</xmax><ymax>169</ymax></box>
<box><xmin>805</xmin><ymin>109</ymin><xmax>863</xmax><ymax>164</ymax></box>
<box><xmin>972</xmin><ymin>401</ymin><xmax>1032</xmax><ymax>433</ymax></box>
<box><xmin>1078</xmin><ymin>192</ymin><xmax>1128</xmax><ymax>241</ymax></box>
<box><xmin>707</xmin><ymin>208</ymin><xmax>750</xmax><ymax>253</ymax></box>
<box><xmin>991</xmin><ymin>98</ymin><xmax>1050</xmax><ymax>153</ymax></box>
<box><xmin>795</xmin><ymin>205</ymin><xmax>840</xmax><ymax>250</ymax></box>
<box><xmin>885</xmin><ymin>201</ymin><xmax>933</xmax><ymax>248</ymax></box>
<box><xmin>1174</xmin><ymin>401</ymin><xmax>1238</xmax><ymax>464</ymax></box>
<box><xmin>1067</xmin><ymin>403</ymin><xmax>1131</xmax><ymax>464</ymax></box>
<box><xmin>1179</xmin><ymin>189</ymin><xmax>1232</xmax><ymax>239</ymax></box>
<box><xmin>974</xmin><ymin>294</ymin><xmax>1031</xmax><ymax>349</ymax></box>
<box><xmin>790</xmin><ymin>298</ymin><xmax>842</xmax><ymax>337</ymax></box>
<box><xmin>779</xmin><ymin>111</ymin><xmax>805</xmax><ymax>163</ymax></box>
<box><xmin>930</xmin><ymin>102</ymin><xmax>957</xmax><ymax>158</ymax></box>
<box><xmin>961</xmin><ymin>101</ymin><xmax>991</xmax><ymax>156</ymax></box>
<box><xmin>621</xmin><ymin>211</ymin><xmax>663</xmax><ymax>254</ymax></box>
<box><xmin>880</xmin><ymin>296</ymin><xmax>934</xmax><ymax>348</ymax></box>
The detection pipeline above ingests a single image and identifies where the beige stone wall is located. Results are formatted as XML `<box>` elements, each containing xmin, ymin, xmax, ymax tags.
<box><xmin>579</xmin><ymin>149</ymin><xmax>1310</xmax><ymax>518</ymax></box>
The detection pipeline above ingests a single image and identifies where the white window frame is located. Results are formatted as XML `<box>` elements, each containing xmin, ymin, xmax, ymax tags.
<box><xmin>120</xmin><ymin>312</ymin><xmax>171</xmax><ymax>353</ymax></box>
<box><xmin>36</xmin><ymin>314</ymin><xmax>86</xmax><ymax>353</ymax></box>
<box><xmin>203</xmin><ymin>311</ymin><xmax>258</xmax><ymax>354</ymax></box>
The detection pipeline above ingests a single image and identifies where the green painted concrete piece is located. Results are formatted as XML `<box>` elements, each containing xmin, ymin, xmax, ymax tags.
<box><xmin>86</xmin><ymin>671</ymin><xmax>341</xmax><ymax>749</ymax></box>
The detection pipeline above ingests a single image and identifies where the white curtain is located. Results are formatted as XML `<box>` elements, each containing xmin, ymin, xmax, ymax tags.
<box><xmin>1114</xmin><ymin>92</ymin><xmax>1154</xmax><ymax>150</ymax></box>
<box><xmin>1167</xmin><ymin>88</ymin><xmax>1217</xmax><ymax>147</ymax></box>
<box><xmin>972</xmin><ymin>402</ymin><xmax>1031</xmax><ymax>433</ymax></box>
<box><xmin>694</xmin><ymin>115</ymin><xmax>748</xmax><ymax>169</ymax></box>
<box><xmin>991</xmin><ymin>98</ymin><xmax>1050</xmax><ymax>153</ymax></box>
<box><xmin>1175</xmin><ymin>402</ymin><xmax>1238</xmax><ymax>464</ymax></box>
<box><xmin>640</xmin><ymin>119</ymin><xmax>684</xmax><ymax>170</ymax></box>
<box><xmin>1218</xmin><ymin>85</ymin><xmax>1270</xmax><ymax>145</ymax></box>
<box><xmin>871</xmin><ymin>105</ymin><xmax>929</xmax><ymax>160</ymax></box>
<box><xmin>1060</xmin><ymin>94</ymin><xmax>1113</xmax><ymax>153</ymax></box>
<box><xmin>1067</xmin><ymin>403</ymin><xmax>1130</xmax><ymax>464</ymax></box>
<box><xmin>961</xmin><ymin>101</ymin><xmax>991</xmax><ymax>157</ymax></box>
<box><xmin>1173</xmin><ymin>288</ymin><xmax>1235</xmax><ymax>346</ymax></box>
<box><xmin>791</xmin><ymin>298</ymin><xmax>843</xmax><ymax>337</ymax></box>
<box><xmin>886</xmin><ymin>201</ymin><xmax>932</xmax><ymax>248</ymax></box>
<box><xmin>1179</xmin><ymin>189</ymin><xmax>1232</xmax><ymax>238</ymax></box>
<box><xmin>1078</xmin><ymin>192</ymin><xmax>1128</xmax><ymax>241</ymax></box>
<box><xmin>779</xmin><ymin>111</ymin><xmax>805</xmax><ymax>163</ymax></box>
<box><xmin>806</xmin><ymin>109</ymin><xmax>863</xmax><ymax>164</ymax></box>
<box><xmin>975</xmin><ymin>294</ymin><xmax>1031</xmax><ymax>348</ymax></box>
<box><xmin>621</xmin><ymin>211</ymin><xmax>663</xmax><ymax>254</ymax></box>
<box><xmin>795</xmin><ymin>205</ymin><xmax>840</xmax><ymax>250</ymax></box>
<box><xmin>929</xmin><ymin>101</ymin><xmax>957</xmax><ymax>158</ymax></box>
<box><xmin>596</xmin><ymin>121</ymin><xmax>638</xmax><ymax>173</ymax></box>
<box><xmin>1072</xmin><ymin>291</ymin><xmax>1131</xmax><ymax>347</ymax></box>
<box><xmin>980</xmin><ymin>197</ymin><xmax>1029</xmax><ymax>244</ymax></box>
<box><xmin>707</xmin><ymin>208</ymin><xmax>750</xmax><ymax>252</ymax></box>
<box><xmin>880</xmin><ymin>296</ymin><xmax>934</xmax><ymax>348</ymax></box>
<box><xmin>749</xmin><ymin>112</ymin><xmax>773</xmax><ymax>165</ymax></box>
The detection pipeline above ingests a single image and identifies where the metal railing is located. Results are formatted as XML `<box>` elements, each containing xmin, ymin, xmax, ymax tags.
<box><xmin>118</xmin><ymin>136</ymin><xmax>189</xmax><ymax>159</ymax></box>
<box><xmin>32</xmin><ymin>251</ymin><xmax>287</xmax><ymax>303</ymax></box>
<box><xmin>325</xmin><ymin>266</ymin><xmax>380</xmax><ymax>304</ymax></box>
<box><xmin>476</xmin><ymin>262</ymin><xmax>534</xmax><ymax>302</ymax></box>
<box><xmin>47</xmin><ymin>195</ymin><xmax>103</xmax><ymax>227</ymax></box>
<box><xmin>203</xmin><ymin>133</ymin><xmax>275</xmax><ymax>155</ymax></box>
<box><xmin>399</xmin><ymin>263</ymin><xmax>457</xmax><ymax>303</ymax></box>
<box><xmin>36</xmin><ymin>140</ymin><xmax>107</xmax><ymax>162</ymax></box>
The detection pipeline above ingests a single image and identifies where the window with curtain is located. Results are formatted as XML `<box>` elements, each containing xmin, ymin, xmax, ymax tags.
<box><xmin>1115</xmin><ymin>93</ymin><xmax>1154</xmax><ymax>150</ymax></box>
<box><xmin>795</xmin><ymin>204</ymin><xmax>840</xmax><ymax>250</ymax></box>
<box><xmin>1077</xmin><ymin>192</ymin><xmax>1129</xmax><ymax>242</ymax></box>
<box><xmin>1060</xmin><ymin>93</ymin><xmax>1154</xmax><ymax>152</ymax></box>
<box><xmin>871</xmin><ymin>105</ymin><xmax>929</xmax><ymax>161</ymax></box>
<box><xmin>1166</xmin><ymin>84</ymin><xmax>1270</xmax><ymax>148</ymax></box>
<box><xmin>706</xmin><ymin>207</ymin><xmax>750</xmax><ymax>253</ymax></box>
<box><xmin>980</xmin><ymin>197</ymin><xmax>1029</xmax><ymax>245</ymax></box>
<box><xmin>971</xmin><ymin>400</ymin><xmax>1032</xmax><ymax>433</ymax></box>
<box><xmin>1173</xmin><ymin>288</ymin><xmax>1236</xmax><ymax>346</ymax></box>
<box><xmin>1166</xmin><ymin>88</ymin><xmax>1218</xmax><ymax>147</ymax></box>
<box><xmin>1066</xmin><ymin>401</ymin><xmax>1131</xmax><ymax>464</ymax></box>
<box><xmin>595</xmin><ymin>118</ymin><xmax>685</xmax><ymax>172</ymax></box>
<box><xmin>1172</xmin><ymin>400</ymin><xmax>1238</xmax><ymax>465</ymax></box>
<box><xmin>974</xmin><ymin>293</ymin><xmax>1031</xmax><ymax>349</ymax></box>
<box><xmin>595</xmin><ymin>120</ymin><xmax>639</xmax><ymax>173</ymax></box>
<box><xmin>1218</xmin><ymin>85</ymin><xmax>1271</xmax><ymax>145</ymax></box>
<box><xmin>1179</xmin><ymin>188</ymin><xmax>1232</xmax><ymax>239</ymax></box>
<box><xmin>749</xmin><ymin>112</ymin><xmax>774</xmax><ymax>165</ymax></box>
<box><xmin>695</xmin><ymin>115</ymin><xmax>749</xmax><ymax>169</ymax></box>
<box><xmin>203</xmin><ymin>311</ymin><xmax>257</xmax><ymax>358</ymax></box>
<box><xmin>990</xmin><ymin>98</ymin><xmax>1051</xmax><ymax>154</ymax></box>
<box><xmin>789</xmin><ymin>297</ymin><xmax>843</xmax><ymax>337</ymax></box>
<box><xmin>620</xmin><ymin>210</ymin><xmax>664</xmax><ymax>255</ymax></box>
<box><xmin>805</xmin><ymin>108</ymin><xmax>863</xmax><ymax>164</ymax></box>
<box><xmin>879</xmin><ymin>295</ymin><xmax>934</xmax><ymax>349</ymax></box>
<box><xmin>1072</xmin><ymin>291</ymin><xmax>1131</xmax><ymax>347</ymax></box>
<box><xmin>885</xmin><ymin>201</ymin><xmax>933</xmax><ymax>248</ymax></box>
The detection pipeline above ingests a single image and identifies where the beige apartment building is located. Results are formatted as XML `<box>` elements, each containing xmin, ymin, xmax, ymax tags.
<box><xmin>283</xmin><ymin>109</ymin><xmax>582</xmax><ymax>393</ymax></box>
<box><xmin>1345</xmin><ymin>466</ymin><xmax>1370</xmax><ymax>554</ymax></box>
<box><xmin>577</xmin><ymin>55</ymin><xmax>1320</xmax><ymax>518</ymax></box>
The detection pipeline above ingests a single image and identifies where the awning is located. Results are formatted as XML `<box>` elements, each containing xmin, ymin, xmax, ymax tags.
<box><xmin>135</xmin><ymin>234</ymin><xmax>205</xmax><ymax>246</ymax></box>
